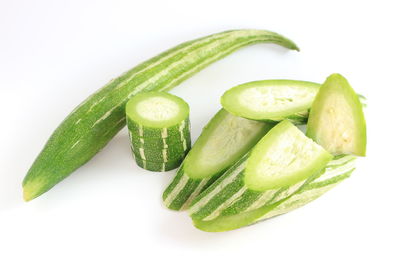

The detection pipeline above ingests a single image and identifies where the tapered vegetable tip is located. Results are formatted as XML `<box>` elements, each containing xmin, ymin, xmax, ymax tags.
<box><xmin>306</xmin><ymin>73</ymin><xmax>367</xmax><ymax>156</ymax></box>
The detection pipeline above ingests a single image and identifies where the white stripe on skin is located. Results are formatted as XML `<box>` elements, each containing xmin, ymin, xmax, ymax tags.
<box><xmin>139</xmin><ymin>148</ymin><xmax>146</xmax><ymax>160</ymax></box>
<box><xmin>162</xmin><ymin>149</ymin><xmax>168</xmax><ymax>162</ymax></box>
<box><xmin>244</xmin><ymin>189</ymin><xmax>278</xmax><ymax>212</ymax></box>
<box><xmin>163</xmin><ymin>174</ymin><xmax>190</xmax><ymax>207</ymax></box>
<box><xmin>203</xmin><ymin>186</ymin><xmax>247</xmax><ymax>221</ymax></box>
<box><xmin>139</xmin><ymin>125</ymin><xmax>144</xmax><ymax>137</ymax></box>
<box><xmin>161</xmin><ymin>128</ymin><xmax>168</xmax><ymax>139</ymax></box>
<box><xmin>189</xmin><ymin>160</ymin><xmax>246</xmax><ymax>215</ymax></box>
<box><xmin>180</xmin><ymin>178</ymin><xmax>210</xmax><ymax>211</ymax></box>
<box><xmin>161</xmin><ymin>162</ymin><xmax>166</xmax><ymax>172</ymax></box>
<box><xmin>70</xmin><ymin>140</ymin><xmax>80</xmax><ymax>149</ymax></box>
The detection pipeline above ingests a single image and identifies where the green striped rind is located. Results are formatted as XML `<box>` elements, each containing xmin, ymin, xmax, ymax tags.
<box><xmin>134</xmin><ymin>156</ymin><xmax>184</xmax><ymax>172</ymax></box>
<box><xmin>129</xmin><ymin>129</ymin><xmax>191</xmax><ymax>149</ymax></box>
<box><xmin>127</xmin><ymin>117</ymin><xmax>191</xmax><ymax>141</ymax></box>
<box><xmin>255</xmin><ymin>155</ymin><xmax>356</xmax><ymax>221</ymax></box>
<box><xmin>130</xmin><ymin>139</ymin><xmax>189</xmax><ymax>162</ymax></box>
<box><xmin>191</xmin><ymin>155</ymin><xmax>356</xmax><ymax>232</ymax></box>
<box><xmin>162</xmin><ymin>166</ymin><xmax>216</xmax><ymax>210</ymax></box>
<box><xmin>189</xmin><ymin>153</ymin><xmax>313</xmax><ymax>221</ymax></box>
<box><xmin>23</xmin><ymin>29</ymin><xmax>298</xmax><ymax>201</ymax></box>
<box><xmin>162</xmin><ymin>109</ymin><xmax>274</xmax><ymax>211</ymax></box>
<box><xmin>128</xmin><ymin>124</ymin><xmax>190</xmax><ymax>162</ymax></box>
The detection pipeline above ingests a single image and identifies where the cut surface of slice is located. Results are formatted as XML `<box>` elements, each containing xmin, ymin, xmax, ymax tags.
<box><xmin>306</xmin><ymin>73</ymin><xmax>366</xmax><ymax>156</ymax></box>
<box><xmin>184</xmin><ymin>109</ymin><xmax>274</xmax><ymax>179</ymax></box>
<box><xmin>126</xmin><ymin>92</ymin><xmax>190</xmax><ymax>130</ymax></box>
<box><xmin>245</xmin><ymin>120</ymin><xmax>332</xmax><ymax>191</ymax></box>
<box><xmin>221</xmin><ymin>80</ymin><xmax>319</xmax><ymax>122</ymax></box>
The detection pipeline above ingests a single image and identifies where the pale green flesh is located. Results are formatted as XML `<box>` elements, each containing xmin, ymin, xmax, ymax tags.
<box><xmin>221</xmin><ymin>80</ymin><xmax>319</xmax><ymax>121</ymax></box>
<box><xmin>184</xmin><ymin>109</ymin><xmax>274</xmax><ymax>179</ymax></box>
<box><xmin>191</xmin><ymin>155</ymin><xmax>356</xmax><ymax>232</ymax></box>
<box><xmin>245</xmin><ymin>120</ymin><xmax>332</xmax><ymax>191</ymax></box>
<box><xmin>126</xmin><ymin>92</ymin><xmax>189</xmax><ymax>128</ymax></box>
<box><xmin>306</xmin><ymin>74</ymin><xmax>367</xmax><ymax>156</ymax></box>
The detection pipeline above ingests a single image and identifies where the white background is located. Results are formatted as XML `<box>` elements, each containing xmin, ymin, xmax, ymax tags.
<box><xmin>1</xmin><ymin>0</ymin><xmax>399</xmax><ymax>266</ymax></box>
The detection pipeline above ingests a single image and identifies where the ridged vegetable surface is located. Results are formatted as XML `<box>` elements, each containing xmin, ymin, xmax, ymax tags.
<box><xmin>163</xmin><ymin>109</ymin><xmax>274</xmax><ymax>210</ymax></box>
<box><xmin>22</xmin><ymin>29</ymin><xmax>299</xmax><ymax>201</ymax></box>
<box><xmin>192</xmin><ymin>154</ymin><xmax>356</xmax><ymax>232</ymax></box>
<box><xmin>189</xmin><ymin>120</ymin><xmax>332</xmax><ymax>222</ymax></box>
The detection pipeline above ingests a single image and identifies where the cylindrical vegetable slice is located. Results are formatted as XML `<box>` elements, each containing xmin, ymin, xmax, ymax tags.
<box><xmin>163</xmin><ymin>109</ymin><xmax>275</xmax><ymax>210</ymax></box>
<box><xmin>306</xmin><ymin>74</ymin><xmax>367</xmax><ymax>156</ymax></box>
<box><xmin>191</xmin><ymin>154</ymin><xmax>356</xmax><ymax>232</ymax></box>
<box><xmin>23</xmin><ymin>29</ymin><xmax>298</xmax><ymax>201</ymax></box>
<box><xmin>189</xmin><ymin>120</ymin><xmax>332</xmax><ymax>222</ymax></box>
<box><xmin>126</xmin><ymin>92</ymin><xmax>190</xmax><ymax>169</ymax></box>
<box><xmin>221</xmin><ymin>80</ymin><xmax>320</xmax><ymax>123</ymax></box>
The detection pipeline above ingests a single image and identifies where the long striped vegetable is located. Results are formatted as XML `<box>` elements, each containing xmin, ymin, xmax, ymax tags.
<box><xmin>163</xmin><ymin>109</ymin><xmax>274</xmax><ymax>210</ymax></box>
<box><xmin>189</xmin><ymin>120</ymin><xmax>332</xmax><ymax>223</ymax></box>
<box><xmin>126</xmin><ymin>92</ymin><xmax>190</xmax><ymax>171</ymax></box>
<box><xmin>22</xmin><ymin>29</ymin><xmax>299</xmax><ymax>201</ymax></box>
<box><xmin>191</xmin><ymin>154</ymin><xmax>356</xmax><ymax>232</ymax></box>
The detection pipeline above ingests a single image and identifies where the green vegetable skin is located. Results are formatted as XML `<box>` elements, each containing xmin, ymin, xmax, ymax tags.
<box><xmin>126</xmin><ymin>92</ymin><xmax>190</xmax><ymax>171</ymax></box>
<box><xmin>189</xmin><ymin>120</ymin><xmax>332</xmax><ymax>223</ymax></box>
<box><xmin>192</xmin><ymin>154</ymin><xmax>356</xmax><ymax>232</ymax></box>
<box><xmin>306</xmin><ymin>74</ymin><xmax>367</xmax><ymax>156</ymax></box>
<box><xmin>22</xmin><ymin>29</ymin><xmax>299</xmax><ymax>201</ymax></box>
<box><xmin>221</xmin><ymin>80</ymin><xmax>320</xmax><ymax>123</ymax></box>
<box><xmin>163</xmin><ymin>109</ymin><xmax>274</xmax><ymax>210</ymax></box>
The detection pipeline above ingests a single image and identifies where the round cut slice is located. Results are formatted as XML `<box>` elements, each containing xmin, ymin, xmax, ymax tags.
<box><xmin>126</xmin><ymin>91</ymin><xmax>191</xmax><ymax>172</ymax></box>
<box><xmin>126</xmin><ymin>92</ymin><xmax>189</xmax><ymax>129</ymax></box>
<box><xmin>245</xmin><ymin>120</ymin><xmax>332</xmax><ymax>191</ymax></box>
<box><xmin>221</xmin><ymin>80</ymin><xmax>320</xmax><ymax>121</ymax></box>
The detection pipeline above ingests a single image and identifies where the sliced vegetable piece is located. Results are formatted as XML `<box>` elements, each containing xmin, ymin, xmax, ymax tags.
<box><xmin>256</xmin><ymin>155</ymin><xmax>356</xmax><ymax>221</ymax></box>
<box><xmin>191</xmin><ymin>154</ymin><xmax>356</xmax><ymax>232</ymax></box>
<box><xmin>306</xmin><ymin>74</ymin><xmax>367</xmax><ymax>156</ymax></box>
<box><xmin>221</xmin><ymin>80</ymin><xmax>320</xmax><ymax>123</ymax></box>
<box><xmin>126</xmin><ymin>92</ymin><xmax>190</xmax><ymax>170</ymax></box>
<box><xmin>23</xmin><ymin>29</ymin><xmax>298</xmax><ymax>201</ymax></box>
<box><xmin>245</xmin><ymin>120</ymin><xmax>332</xmax><ymax>191</ymax></box>
<box><xmin>189</xmin><ymin>120</ymin><xmax>332</xmax><ymax>222</ymax></box>
<box><xmin>163</xmin><ymin>109</ymin><xmax>274</xmax><ymax>210</ymax></box>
